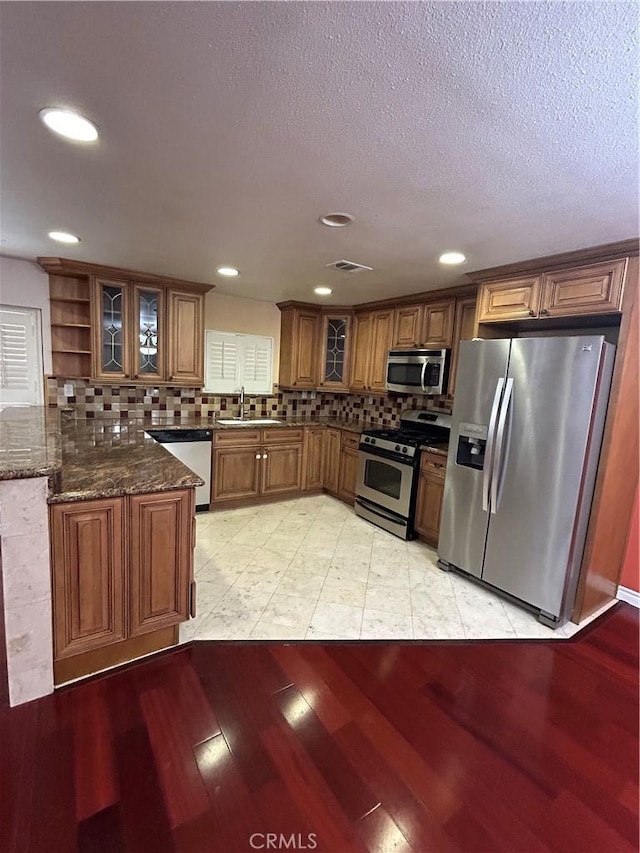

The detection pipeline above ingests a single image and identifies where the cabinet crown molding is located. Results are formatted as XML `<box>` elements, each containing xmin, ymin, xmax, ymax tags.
<box><xmin>469</xmin><ymin>238</ymin><xmax>639</xmax><ymax>283</ymax></box>
<box><xmin>38</xmin><ymin>257</ymin><xmax>215</xmax><ymax>294</ymax></box>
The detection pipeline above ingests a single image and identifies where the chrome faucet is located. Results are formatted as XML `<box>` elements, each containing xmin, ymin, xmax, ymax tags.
<box><xmin>239</xmin><ymin>385</ymin><xmax>246</xmax><ymax>420</ymax></box>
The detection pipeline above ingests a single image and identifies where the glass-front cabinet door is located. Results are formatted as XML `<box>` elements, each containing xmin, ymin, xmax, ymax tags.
<box><xmin>92</xmin><ymin>278</ymin><xmax>132</xmax><ymax>381</ymax></box>
<box><xmin>132</xmin><ymin>285</ymin><xmax>164</xmax><ymax>382</ymax></box>
<box><xmin>319</xmin><ymin>313</ymin><xmax>351</xmax><ymax>391</ymax></box>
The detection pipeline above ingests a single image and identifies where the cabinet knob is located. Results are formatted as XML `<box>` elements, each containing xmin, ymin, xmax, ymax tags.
<box><xmin>528</xmin><ymin>309</ymin><xmax>536</xmax><ymax>317</ymax></box>
<box><xmin>255</xmin><ymin>454</ymin><xmax>261</xmax><ymax>459</ymax></box>
<box><xmin>540</xmin><ymin>308</ymin><xmax>550</xmax><ymax>316</ymax></box>
<box><xmin>124</xmin><ymin>373</ymin><xmax>130</xmax><ymax>379</ymax></box>
<box><xmin>134</xmin><ymin>374</ymin><xmax>139</xmax><ymax>379</ymax></box>
<box><xmin>262</xmin><ymin>454</ymin><xmax>268</xmax><ymax>459</ymax></box>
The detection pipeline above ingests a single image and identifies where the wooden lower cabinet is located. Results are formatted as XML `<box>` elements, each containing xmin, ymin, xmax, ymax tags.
<box><xmin>213</xmin><ymin>446</ymin><xmax>261</xmax><ymax>501</ymax></box>
<box><xmin>305</xmin><ymin>428</ymin><xmax>324</xmax><ymax>489</ymax></box>
<box><xmin>337</xmin><ymin>431</ymin><xmax>360</xmax><ymax>505</ymax></box>
<box><xmin>414</xmin><ymin>454</ymin><xmax>447</xmax><ymax>545</ymax></box>
<box><xmin>50</xmin><ymin>497</ymin><xmax>125</xmax><ymax>659</ymax></box>
<box><xmin>212</xmin><ymin>429</ymin><xmax>304</xmax><ymax>503</ymax></box>
<box><xmin>128</xmin><ymin>491</ymin><xmax>193</xmax><ymax>637</ymax></box>
<box><xmin>338</xmin><ymin>447</ymin><xmax>359</xmax><ymax>504</ymax></box>
<box><xmin>50</xmin><ymin>488</ymin><xmax>195</xmax><ymax>671</ymax></box>
<box><xmin>323</xmin><ymin>428</ymin><xmax>341</xmax><ymax>495</ymax></box>
<box><xmin>262</xmin><ymin>443</ymin><xmax>304</xmax><ymax>495</ymax></box>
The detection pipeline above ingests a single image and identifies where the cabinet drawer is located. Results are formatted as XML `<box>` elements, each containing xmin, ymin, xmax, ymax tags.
<box><xmin>420</xmin><ymin>452</ymin><xmax>447</xmax><ymax>476</ymax></box>
<box><xmin>340</xmin><ymin>430</ymin><xmax>360</xmax><ymax>451</ymax></box>
<box><xmin>214</xmin><ymin>429</ymin><xmax>261</xmax><ymax>447</ymax></box>
<box><xmin>262</xmin><ymin>428</ymin><xmax>304</xmax><ymax>444</ymax></box>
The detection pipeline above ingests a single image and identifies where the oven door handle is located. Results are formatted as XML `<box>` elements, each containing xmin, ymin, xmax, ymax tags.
<box><xmin>420</xmin><ymin>361</ymin><xmax>427</xmax><ymax>392</ymax></box>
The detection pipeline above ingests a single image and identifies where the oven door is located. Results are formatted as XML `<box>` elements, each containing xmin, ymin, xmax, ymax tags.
<box><xmin>356</xmin><ymin>450</ymin><xmax>414</xmax><ymax>516</ymax></box>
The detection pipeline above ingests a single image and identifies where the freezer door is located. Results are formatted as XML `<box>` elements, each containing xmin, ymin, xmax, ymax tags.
<box><xmin>438</xmin><ymin>339</ymin><xmax>511</xmax><ymax>577</ymax></box>
<box><xmin>481</xmin><ymin>336</ymin><xmax>613</xmax><ymax>618</ymax></box>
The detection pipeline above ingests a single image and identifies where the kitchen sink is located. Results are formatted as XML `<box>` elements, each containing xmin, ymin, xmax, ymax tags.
<box><xmin>217</xmin><ymin>418</ymin><xmax>282</xmax><ymax>425</ymax></box>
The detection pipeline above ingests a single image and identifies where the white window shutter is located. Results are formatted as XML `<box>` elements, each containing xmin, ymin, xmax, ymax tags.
<box><xmin>0</xmin><ymin>307</ymin><xmax>43</xmax><ymax>407</ymax></box>
<box><xmin>204</xmin><ymin>331</ymin><xmax>239</xmax><ymax>393</ymax></box>
<box><xmin>239</xmin><ymin>335</ymin><xmax>273</xmax><ymax>395</ymax></box>
<box><xmin>204</xmin><ymin>330</ymin><xmax>273</xmax><ymax>395</ymax></box>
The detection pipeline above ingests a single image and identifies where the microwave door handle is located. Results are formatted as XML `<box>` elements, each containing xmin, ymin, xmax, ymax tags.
<box><xmin>420</xmin><ymin>361</ymin><xmax>427</xmax><ymax>392</ymax></box>
<box><xmin>490</xmin><ymin>378</ymin><xmax>514</xmax><ymax>514</ymax></box>
<box><xmin>482</xmin><ymin>377</ymin><xmax>504</xmax><ymax>512</ymax></box>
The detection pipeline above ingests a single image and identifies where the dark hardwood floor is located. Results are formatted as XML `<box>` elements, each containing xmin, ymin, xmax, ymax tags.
<box><xmin>2</xmin><ymin>603</ymin><xmax>638</xmax><ymax>853</ymax></box>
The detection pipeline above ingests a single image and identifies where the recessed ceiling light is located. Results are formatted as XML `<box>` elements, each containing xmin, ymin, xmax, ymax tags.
<box><xmin>48</xmin><ymin>230</ymin><xmax>80</xmax><ymax>244</ymax></box>
<box><xmin>320</xmin><ymin>212</ymin><xmax>354</xmax><ymax>227</ymax></box>
<box><xmin>39</xmin><ymin>108</ymin><xmax>99</xmax><ymax>142</ymax></box>
<box><xmin>216</xmin><ymin>267</ymin><xmax>239</xmax><ymax>277</ymax></box>
<box><xmin>439</xmin><ymin>251</ymin><xmax>466</xmax><ymax>265</ymax></box>
<box><xmin>314</xmin><ymin>287</ymin><xmax>332</xmax><ymax>296</ymax></box>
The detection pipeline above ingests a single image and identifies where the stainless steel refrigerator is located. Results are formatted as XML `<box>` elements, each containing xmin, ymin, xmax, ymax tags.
<box><xmin>438</xmin><ymin>336</ymin><xmax>615</xmax><ymax>627</ymax></box>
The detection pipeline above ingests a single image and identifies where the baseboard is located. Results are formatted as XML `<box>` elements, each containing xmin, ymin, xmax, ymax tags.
<box><xmin>617</xmin><ymin>585</ymin><xmax>640</xmax><ymax>608</ymax></box>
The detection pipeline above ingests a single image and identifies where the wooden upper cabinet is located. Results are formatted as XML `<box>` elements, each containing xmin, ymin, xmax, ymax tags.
<box><xmin>392</xmin><ymin>304</ymin><xmax>424</xmax><ymax>348</ymax></box>
<box><xmin>128</xmin><ymin>490</ymin><xmax>192</xmax><ymax>637</ymax></box>
<box><xmin>50</xmin><ymin>498</ymin><xmax>125</xmax><ymax>659</ymax></box>
<box><xmin>422</xmin><ymin>300</ymin><xmax>455</xmax><ymax>347</ymax></box>
<box><xmin>540</xmin><ymin>258</ymin><xmax>627</xmax><ymax>317</ymax></box>
<box><xmin>167</xmin><ymin>290</ymin><xmax>204</xmax><ymax>385</ymax></box>
<box><xmin>448</xmin><ymin>295</ymin><xmax>478</xmax><ymax>397</ymax></box>
<box><xmin>91</xmin><ymin>278</ymin><xmax>133</xmax><ymax>381</ymax></box>
<box><xmin>369</xmin><ymin>310</ymin><xmax>394</xmax><ymax>392</ymax></box>
<box><xmin>278</xmin><ymin>306</ymin><xmax>320</xmax><ymax>389</ymax></box>
<box><xmin>318</xmin><ymin>313</ymin><xmax>351</xmax><ymax>390</ymax></box>
<box><xmin>132</xmin><ymin>284</ymin><xmax>165</xmax><ymax>383</ymax></box>
<box><xmin>349</xmin><ymin>312</ymin><xmax>372</xmax><ymax>391</ymax></box>
<box><xmin>477</xmin><ymin>276</ymin><xmax>543</xmax><ymax>322</ymax></box>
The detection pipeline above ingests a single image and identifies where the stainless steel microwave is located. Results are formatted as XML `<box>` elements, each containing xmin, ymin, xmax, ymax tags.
<box><xmin>386</xmin><ymin>348</ymin><xmax>450</xmax><ymax>395</ymax></box>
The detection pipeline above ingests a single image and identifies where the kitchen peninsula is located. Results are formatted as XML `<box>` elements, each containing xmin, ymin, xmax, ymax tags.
<box><xmin>0</xmin><ymin>406</ymin><xmax>204</xmax><ymax>702</ymax></box>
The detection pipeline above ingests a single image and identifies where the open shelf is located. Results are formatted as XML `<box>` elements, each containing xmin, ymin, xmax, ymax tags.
<box><xmin>53</xmin><ymin>348</ymin><xmax>92</xmax><ymax>355</ymax></box>
<box><xmin>49</xmin><ymin>297</ymin><xmax>91</xmax><ymax>304</ymax></box>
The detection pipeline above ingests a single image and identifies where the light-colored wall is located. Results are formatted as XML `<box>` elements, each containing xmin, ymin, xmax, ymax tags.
<box><xmin>204</xmin><ymin>290</ymin><xmax>281</xmax><ymax>383</ymax></box>
<box><xmin>0</xmin><ymin>256</ymin><xmax>51</xmax><ymax>374</ymax></box>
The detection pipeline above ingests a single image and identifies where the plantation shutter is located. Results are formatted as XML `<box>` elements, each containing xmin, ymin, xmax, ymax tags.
<box><xmin>204</xmin><ymin>331</ymin><xmax>273</xmax><ymax>394</ymax></box>
<box><xmin>0</xmin><ymin>307</ymin><xmax>43</xmax><ymax>406</ymax></box>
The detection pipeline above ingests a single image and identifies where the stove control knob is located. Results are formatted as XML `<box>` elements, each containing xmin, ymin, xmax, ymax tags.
<box><xmin>395</xmin><ymin>444</ymin><xmax>400</xmax><ymax>452</ymax></box>
<box><xmin>364</xmin><ymin>436</ymin><xmax>370</xmax><ymax>442</ymax></box>
<box><xmin>402</xmin><ymin>446</ymin><xmax>408</xmax><ymax>454</ymax></box>
<box><xmin>370</xmin><ymin>438</ymin><xmax>376</xmax><ymax>445</ymax></box>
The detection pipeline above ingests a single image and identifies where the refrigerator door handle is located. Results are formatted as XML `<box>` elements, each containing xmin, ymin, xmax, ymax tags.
<box><xmin>420</xmin><ymin>361</ymin><xmax>427</xmax><ymax>392</ymax></box>
<box><xmin>491</xmin><ymin>377</ymin><xmax>514</xmax><ymax>514</ymax></box>
<box><xmin>482</xmin><ymin>377</ymin><xmax>505</xmax><ymax>512</ymax></box>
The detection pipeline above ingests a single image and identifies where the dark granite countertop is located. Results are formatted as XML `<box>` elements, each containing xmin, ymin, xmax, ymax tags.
<box><xmin>0</xmin><ymin>407</ymin><xmax>62</xmax><ymax>481</ymax></box>
<box><xmin>0</xmin><ymin>408</ymin><xmax>381</xmax><ymax>502</ymax></box>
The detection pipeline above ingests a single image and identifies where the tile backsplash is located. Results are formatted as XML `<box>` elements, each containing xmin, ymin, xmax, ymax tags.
<box><xmin>46</xmin><ymin>378</ymin><xmax>451</xmax><ymax>427</ymax></box>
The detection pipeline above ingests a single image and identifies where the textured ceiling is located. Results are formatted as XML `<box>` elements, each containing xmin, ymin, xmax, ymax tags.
<box><xmin>1</xmin><ymin>1</ymin><xmax>638</xmax><ymax>304</ymax></box>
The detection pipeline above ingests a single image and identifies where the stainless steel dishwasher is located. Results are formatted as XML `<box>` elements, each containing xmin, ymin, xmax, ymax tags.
<box><xmin>146</xmin><ymin>428</ymin><xmax>212</xmax><ymax>511</ymax></box>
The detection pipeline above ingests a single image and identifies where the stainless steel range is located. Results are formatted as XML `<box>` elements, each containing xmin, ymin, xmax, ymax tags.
<box><xmin>355</xmin><ymin>410</ymin><xmax>451</xmax><ymax>539</ymax></box>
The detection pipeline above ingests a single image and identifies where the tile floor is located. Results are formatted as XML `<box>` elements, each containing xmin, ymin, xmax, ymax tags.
<box><xmin>180</xmin><ymin>494</ymin><xmax>608</xmax><ymax>643</ymax></box>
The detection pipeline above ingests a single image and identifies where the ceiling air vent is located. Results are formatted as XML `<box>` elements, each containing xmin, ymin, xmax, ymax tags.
<box><xmin>325</xmin><ymin>259</ymin><xmax>373</xmax><ymax>274</ymax></box>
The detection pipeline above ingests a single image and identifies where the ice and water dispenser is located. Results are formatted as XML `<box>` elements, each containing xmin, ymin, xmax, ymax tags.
<box><xmin>455</xmin><ymin>422</ymin><xmax>488</xmax><ymax>470</ymax></box>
